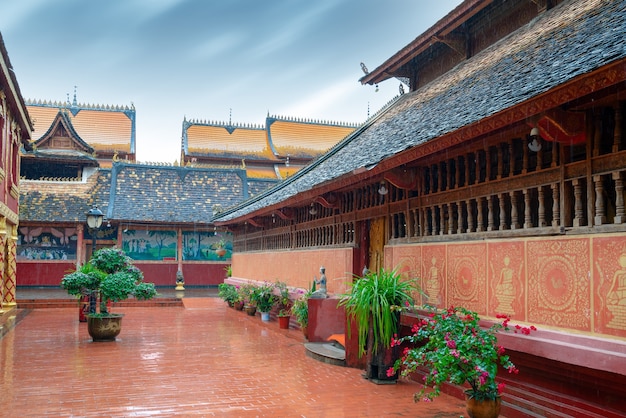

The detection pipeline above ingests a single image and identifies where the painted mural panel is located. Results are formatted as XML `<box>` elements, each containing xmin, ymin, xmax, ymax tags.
<box><xmin>182</xmin><ymin>231</ymin><xmax>232</xmax><ymax>261</ymax></box>
<box><xmin>122</xmin><ymin>229</ymin><xmax>177</xmax><ymax>260</ymax></box>
<box><xmin>487</xmin><ymin>240</ymin><xmax>525</xmax><ymax>320</ymax></box>
<box><xmin>527</xmin><ymin>238</ymin><xmax>590</xmax><ymax>331</ymax></box>
<box><xmin>17</xmin><ymin>226</ymin><xmax>77</xmax><ymax>260</ymax></box>
<box><xmin>421</xmin><ymin>244</ymin><xmax>446</xmax><ymax>308</ymax></box>
<box><xmin>447</xmin><ymin>243</ymin><xmax>487</xmax><ymax>314</ymax></box>
<box><xmin>593</xmin><ymin>236</ymin><xmax>626</xmax><ymax>338</ymax></box>
<box><xmin>388</xmin><ymin>245</ymin><xmax>423</xmax><ymax>303</ymax></box>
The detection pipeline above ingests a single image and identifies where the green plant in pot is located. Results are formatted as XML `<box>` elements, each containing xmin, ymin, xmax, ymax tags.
<box><xmin>61</xmin><ymin>247</ymin><xmax>157</xmax><ymax>341</ymax></box>
<box><xmin>251</xmin><ymin>282</ymin><xmax>277</xmax><ymax>321</ymax></box>
<box><xmin>275</xmin><ymin>280</ymin><xmax>292</xmax><ymax>328</ymax></box>
<box><xmin>339</xmin><ymin>266</ymin><xmax>419</xmax><ymax>383</ymax></box>
<box><xmin>291</xmin><ymin>289</ymin><xmax>311</xmax><ymax>337</ymax></box>
<box><xmin>217</xmin><ymin>282</ymin><xmax>238</xmax><ymax>307</ymax></box>
<box><xmin>389</xmin><ymin>305</ymin><xmax>536</xmax><ymax>418</ymax></box>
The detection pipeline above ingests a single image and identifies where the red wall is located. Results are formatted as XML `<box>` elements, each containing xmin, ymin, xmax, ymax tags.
<box><xmin>17</xmin><ymin>261</ymin><xmax>228</xmax><ymax>287</ymax></box>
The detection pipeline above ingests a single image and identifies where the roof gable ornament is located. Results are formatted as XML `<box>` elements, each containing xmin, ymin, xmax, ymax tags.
<box><xmin>34</xmin><ymin>110</ymin><xmax>94</xmax><ymax>153</ymax></box>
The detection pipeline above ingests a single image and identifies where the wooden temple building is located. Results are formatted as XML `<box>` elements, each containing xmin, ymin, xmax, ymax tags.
<box><xmin>17</xmin><ymin>97</ymin><xmax>355</xmax><ymax>288</ymax></box>
<box><xmin>0</xmin><ymin>32</ymin><xmax>33</xmax><ymax>317</ymax></box>
<box><xmin>215</xmin><ymin>0</ymin><xmax>626</xmax><ymax>416</ymax></box>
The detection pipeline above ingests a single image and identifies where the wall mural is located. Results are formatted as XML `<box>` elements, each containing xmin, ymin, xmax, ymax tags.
<box><xmin>17</xmin><ymin>226</ymin><xmax>77</xmax><ymax>260</ymax></box>
<box><xmin>122</xmin><ymin>229</ymin><xmax>177</xmax><ymax>261</ymax></box>
<box><xmin>182</xmin><ymin>231</ymin><xmax>232</xmax><ymax>261</ymax></box>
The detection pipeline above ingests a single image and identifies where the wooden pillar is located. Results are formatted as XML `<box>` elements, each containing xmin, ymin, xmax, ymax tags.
<box><xmin>510</xmin><ymin>191</ymin><xmax>520</xmax><ymax>229</ymax></box>
<box><xmin>476</xmin><ymin>152</ymin><xmax>482</xmax><ymax>183</ymax></box>
<box><xmin>439</xmin><ymin>204</ymin><xmax>445</xmax><ymax>235</ymax></box>
<box><xmin>477</xmin><ymin>197</ymin><xmax>485</xmax><ymax>232</ymax></box>
<box><xmin>522</xmin><ymin>138</ymin><xmax>529</xmax><ymax>174</ymax></box>
<box><xmin>593</xmin><ymin>109</ymin><xmax>602</xmax><ymax>157</ymax></box>
<box><xmin>448</xmin><ymin>203</ymin><xmax>455</xmax><ymax>235</ymax></box>
<box><xmin>538</xmin><ymin>186</ymin><xmax>547</xmax><ymax>227</ymax></box>
<box><xmin>551</xmin><ymin>142</ymin><xmax>558</xmax><ymax>167</ymax></box>
<box><xmin>614</xmin><ymin>103</ymin><xmax>623</xmax><ymax>153</ymax></box>
<box><xmin>509</xmin><ymin>141</ymin><xmax>515</xmax><ymax>176</ymax></box>
<box><xmin>594</xmin><ymin>175</ymin><xmax>606</xmax><ymax>225</ymax></box>
<box><xmin>486</xmin><ymin>147</ymin><xmax>492</xmax><ymax>181</ymax></box>
<box><xmin>467</xmin><ymin>199</ymin><xmax>474</xmax><ymax>233</ymax></box>
<box><xmin>614</xmin><ymin>172</ymin><xmax>625</xmax><ymax>224</ymax></box>
<box><xmin>457</xmin><ymin>201</ymin><xmax>464</xmax><ymax>234</ymax></box>
<box><xmin>524</xmin><ymin>189</ymin><xmax>533</xmax><ymax>229</ymax></box>
<box><xmin>573</xmin><ymin>179</ymin><xmax>585</xmax><ymax>227</ymax></box>
<box><xmin>487</xmin><ymin>196</ymin><xmax>495</xmax><ymax>231</ymax></box>
<box><xmin>499</xmin><ymin>193</ymin><xmax>507</xmax><ymax>230</ymax></box>
<box><xmin>466</xmin><ymin>153</ymin><xmax>473</xmax><ymax>185</ymax></box>
<box><xmin>551</xmin><ymin>183</ymin><xmax>561</xmax><ymax>228</ymax></box>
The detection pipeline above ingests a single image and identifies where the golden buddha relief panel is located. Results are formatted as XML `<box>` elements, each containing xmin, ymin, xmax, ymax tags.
<box><xmin>527</xmin><ymin>238</ymin><xmax>590</xmax><ymax>331</ymax></box>
<box><xmin>447</xmin><ymin>243</ymin><xmax>487</xmax><ymax>314</ymax></box>
<box><xmin>592</xmin><ymin>236</ymin><xmax>626</xmax><ymax>338</ymax></box>
<box><xmin>391</xmin><ymin>245</ymin><xmax>423</xmax><ymax>304</ymax></box>
<box><xmin>421</xmin><ymin>245</ymin><xmax>446</xmax><ymax>308</ymax></box>
<box><xmin>487</xmin><ymin>241</ymin><xmax>525</xmax><ymax>320</ymax></box>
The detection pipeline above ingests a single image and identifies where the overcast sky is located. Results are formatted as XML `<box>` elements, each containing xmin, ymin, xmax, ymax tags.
<box><xmin>1</xmin><ymin>0</ymin><xmax>462</xmax><ymax>163</ymax></box>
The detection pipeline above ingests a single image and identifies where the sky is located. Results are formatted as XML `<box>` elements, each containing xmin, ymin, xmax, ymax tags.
<box><xmin>1</xmin><ymin>0</ymin><xmax>463</xmax><ymax>163</ymax></box>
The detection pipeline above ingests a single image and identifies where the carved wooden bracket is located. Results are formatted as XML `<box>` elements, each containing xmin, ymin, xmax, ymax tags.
<box><xmin>315</xmin><ymin>193</ymin><xmax>340</xmax><ymax>209</ymax></box>
<box><xmin>247</xmin><ymin>218</ymin><xmax>263</xmax><ymax>228</ymax></box>
<box><xmin>431</xmin><ymin>34</ymin><xmax>467</xmax><ymax>59</ymax></box>
<box><xmin>274</xmin><ymin>208</ymin><xmax>294</xmax><ymax>220</ymax></box>
<box><xmin>384</xmin><ymin>167</ymin><xmax>419</xmax><ymax>190</ymax></box>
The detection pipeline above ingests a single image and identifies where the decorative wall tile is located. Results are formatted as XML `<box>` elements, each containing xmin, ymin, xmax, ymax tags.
<box><xmin>487</xmin><ymin>240</ymin><xmax>526</xmax><ymax>321</ymax></box>
<box><xmin>592</xmin><ymin>236</ymin><xmax>626</xmax><ymax>338</ymax></box>
<box><xmin>447</xmin><ymin>243</ymin><xmax>487</xmax><ymax>314</ymax></box>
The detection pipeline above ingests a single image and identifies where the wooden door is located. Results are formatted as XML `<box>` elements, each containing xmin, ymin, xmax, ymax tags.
<box><xmin>368</xmin><ymin>217</ymin><xmax>386</xmax><ymax>273</ymax></box>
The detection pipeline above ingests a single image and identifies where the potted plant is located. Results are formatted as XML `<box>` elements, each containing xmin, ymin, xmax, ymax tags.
<box><xmin>275</xmin><ymin>280</ymin><xmax>292</xmax><ymax>329</ymax></box>
<box><xmin>217</xmin><ymin>282</ymin><xmax>238</xmax><ymax>307</ymax></box>
<box><xmin>291</xmin><ymin>289</ymin><xmax>311</xmax><ymax>337</ymax></box>
<box><xmin>251</xmin><ymin>282</ymin><xmax>277</xmax><ymax>321</ymax></box>
<box><xmin>339</xmin><ymin>266</ymin><xmax>419</xmax><ymax>383</ymax></box>
<box><xmin>239</xmin><ymin>284</ymin><xmax>257</xmax><ymax>316</ymax></box>
<box><xmin>389</xmin><ymin>306</ymin><xmax>536</xmax><ymax>418</ymax></box>
<box><xmin>61</xmin><ymin>247</ymin><xmax>157</xmax><ymax>341</ymax></box>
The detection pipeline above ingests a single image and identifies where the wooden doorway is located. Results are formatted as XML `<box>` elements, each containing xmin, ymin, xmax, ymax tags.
<box><xmin>368</xmin><ymin>217</ymin><xmax>386</xmax><ymax>273</ymax></box>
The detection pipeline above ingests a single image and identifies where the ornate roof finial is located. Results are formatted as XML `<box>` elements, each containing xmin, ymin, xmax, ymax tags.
<box><xmin>229</xmin><ymin>108</ymin><xmax>232</xmax><ymax>126</ymax></box>
<box><xmin>72</xmin><ymin>86</ymin><xmax>77</xmax><ymax>107</ymax></box>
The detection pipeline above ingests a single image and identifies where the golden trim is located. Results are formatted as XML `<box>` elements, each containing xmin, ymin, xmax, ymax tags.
<box><xmin>9</xmin><ymin>184</ymin><xmax>18</xmax><ymax>200</ymax></box>
<box><xmin>0</xmin><ymin>168</ymin><xmax>6</xmax><ymax>182</ymax></box>
<box><xmin>0</xmin><ymin>203</ymin><xmax>18</xmax><ymax>225</ymax></box>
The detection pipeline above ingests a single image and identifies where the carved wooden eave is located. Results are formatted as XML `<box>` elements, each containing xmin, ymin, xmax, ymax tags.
<box><xmin>384</xmin><ymin>167</ymin><xmax>420</xmax><ymax>190</ymax></box>
<box><xmin>274</xmin><ymin>208</ymin><xmax>294</xmax><ymax>220</ymax></box>
<box><xmin>247</xmin><ymin>218</ymin><xmax>263</xmax><ymax>228</ymax></box>
<box><xmin>34</xmin><ymin>110</ymin><xmax>93</xmax><ymax>153</ymax></box>
<box><xmin>431</xmin><ymin>33</ymin><xmax>467</xmax><ymax>59</ymax></box>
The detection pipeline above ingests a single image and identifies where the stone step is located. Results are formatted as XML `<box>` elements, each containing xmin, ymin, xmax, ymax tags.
<box><xmin>16</xmin><ymin>298</ymin><xmax>184</xmax><ymax>309</ymax></box>
<box><xmin>304</xmin><ymin>341</ymin><xmax>346</xmax><ymax>367</ymax></box>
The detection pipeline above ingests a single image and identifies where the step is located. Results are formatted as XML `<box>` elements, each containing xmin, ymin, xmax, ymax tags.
<box><xmin>304</xmin><ymin>341</ymin><xmax>346</xmax><ymax>367</ymax></box>
<box><xmin>16</xmin><ymin>298</ymin><xmax>184</xmax><ymax>309</ymax></box>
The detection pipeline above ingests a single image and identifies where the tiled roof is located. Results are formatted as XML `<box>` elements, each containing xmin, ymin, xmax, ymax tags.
<box><xmin>19</xmin><ymin>170</ymin><xmax>111</xmax><ymax>222</ymax></box>
<box><xmin>248</xmin><ymin>178</ymin><xmax>279</xmax><ymax>198</ymax></box>
<box><xmin>215</xmin><ymin>0</ymin><xmax>626</xmax><ymax>223</ymax></box>
<box><xmin>183</xmin><ymin>119</ymin><xmax>275</xmax><ymax>160</ymax></box>
<box><xmin>266</xmin><ymin>116</ymin><xmax>356</xmax><ymax>158</ymax></box>
<box><xmin>107</xmin><ymin>163</ymin><xmax>249</xmax><ymax>223</ymax></box>
<box><xmin>26</xmin><ymin>101</ymin><xmax>135</xmax><ymax>154</ymax></box>
<box><xmin>245</xmin><ymin>167</ymin><xmax>279</xmax><ymax>179</ymax></box>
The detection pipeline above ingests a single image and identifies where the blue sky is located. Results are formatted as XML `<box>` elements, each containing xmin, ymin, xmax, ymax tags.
<box><xmin>1</xmin><ymin>0</ymin><xmax>462</xmax><ymax>163</ymax></box>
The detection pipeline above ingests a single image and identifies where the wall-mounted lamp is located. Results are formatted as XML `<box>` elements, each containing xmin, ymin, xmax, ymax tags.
<box><xmin>528</xmin><ymin>127</ymin><xmax>542</xmax><ymax>152</ymax></box>
<box><xmin>309</xmin><ymin>203</ymin><xmax>318</xmax><ymax>215</ymax></box>
<box><xmin>378</xmin><ymin>180</ymin><xmax>388</xmax><ymax>195</ymax></box>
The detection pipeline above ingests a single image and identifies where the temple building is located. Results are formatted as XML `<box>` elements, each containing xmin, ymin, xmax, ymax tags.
<box><xmin>215</xmin><ymin>0</ymin><xmax>626</xmax><ymax>416</ymax></box>
<box><xmin>17</xmin><ymin>97</ymin><xmax>356</xmax><ymax>288</ymax></box>
<box><xmin>0</xmin><ymin>32</ymin><xmax>33</xmax><ymax>319</ymax></box>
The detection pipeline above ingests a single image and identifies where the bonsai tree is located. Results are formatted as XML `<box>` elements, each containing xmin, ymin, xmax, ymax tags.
<box><xmin>61</xmin><ymin>247</ymin><xmax>157</xmax><ymax>315</ymax></box>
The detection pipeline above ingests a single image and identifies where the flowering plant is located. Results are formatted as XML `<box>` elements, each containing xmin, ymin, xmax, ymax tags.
<box><xmin>389</xmin><ymin>306</ymin><xmax>536</xmax><ymax>402</ymax></box>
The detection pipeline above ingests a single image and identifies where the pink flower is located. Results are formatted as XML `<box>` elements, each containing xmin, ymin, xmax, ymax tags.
<box><xmin>446</xmin><ymin>339</ymin><xmax>456</xmax><ymax>349</ymax></box>
<box><xmin>386</xmin><ymin>367</ymin><xmax>396</xmax><ymax>377</ymax></box>
<box><xmin>497</xmin><ymin>383</ymin><xmax>506</xmax><ymax>394</ymax></box>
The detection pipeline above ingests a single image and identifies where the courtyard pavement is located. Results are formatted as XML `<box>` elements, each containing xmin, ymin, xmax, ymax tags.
<box><xmin>1</xmin><ymin>292</ymin><xmax>468</xmax><ymax>417</ymax></box>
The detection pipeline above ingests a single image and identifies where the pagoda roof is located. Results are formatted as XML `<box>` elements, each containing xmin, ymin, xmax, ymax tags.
<box><xmin>214</xmin><ymin>0</ymin><xmax>626</xmax><ymax>224</ymax></box>
<box><xmin>26</xmin><ymin>100</ymin><xmax>135</xmax><ymax>154</ymax></box>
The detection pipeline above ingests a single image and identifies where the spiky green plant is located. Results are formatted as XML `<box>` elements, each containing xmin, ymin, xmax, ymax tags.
<box><xmin>339</xmin><ymin>267</ymin><xmax>419</xmax><ymax>357</ymax></box>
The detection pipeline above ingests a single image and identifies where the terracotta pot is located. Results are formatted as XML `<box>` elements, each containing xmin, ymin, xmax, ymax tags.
<box><xmin>465</xmin><ymin>395</ymin><xmax>501</xmax><ymax>418</ymax></box>
<box><xmin>301</xmin><ymin>325</ymin><xmax>308</xmax><ymax>339</ymax></box>
<box><xmin>278</xmin><ymin>315</ymin><xmax>290</xmax><ymax>329</ymax></box>
<box><xmin>87</xmin><ymin>314</ymin><xmax>124</xmax><ymax>342</ymax></box>
<box><xmin>216</xmin><ymin>248</ymin><xmax>226</xmax><ymax>257</ymax></box>
<box><xmin>244</xmin><ymin>305</ymin><xmax>257</xmax><ymax>316</ymax></box>
<box><xmin>234</xmin><ymin>301</ymin><xmax>244</xmax><ymax>310</ymax></box>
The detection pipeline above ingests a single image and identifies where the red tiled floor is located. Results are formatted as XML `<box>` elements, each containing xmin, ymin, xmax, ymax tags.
<box><xmin>1</xmin><ymin>298</ymin><xmax>467</xmax><ymax>417</ymax></box>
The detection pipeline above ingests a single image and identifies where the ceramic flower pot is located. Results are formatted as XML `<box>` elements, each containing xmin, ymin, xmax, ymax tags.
<box><xmin>278</xmin><ymin>315</ymin><xmax>290</xmax><ymax>329</ymax></box>
<box><xmin>260</xmin><ymin>311</ymin><xmax>270</xmax><ymax>321</ymax></box>
<box><xmin>87</xmin><ymin>314</ymin><xmax>124</xmax><ymax>342</ymax></box>
<box><xmin>234</xmin><ymin>300</ymin><xmax>244</xmax><ymax>310</ymax></box>
<box><xmin>465</xmin><ymin>395</ymin><xmax>501</xmax><ymax>418</ymax></box>
<box><xmin>244</xmin><ymin>305</ymin><xmax>256</xmax><ymax>316</ymax></box>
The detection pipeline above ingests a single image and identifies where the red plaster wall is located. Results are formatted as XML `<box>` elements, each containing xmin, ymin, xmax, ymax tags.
<box><xmin>307</xmin><ymin>297</ymin><xmax>345</xmax><ymax>343</ymax></box>
<box><xmin>231</xmin><ymin>248</ymin><xmax>356</xmax><ymax>294</ymax></box>
<box><xmin>17</xmin><ymin>261</ymin><xmax>76</xmax><ymax>286</ymax></box>
<box><xmin>17</xmin><ymin>261</ymin><xmax>228</xmax><ymax>287</ymax></box>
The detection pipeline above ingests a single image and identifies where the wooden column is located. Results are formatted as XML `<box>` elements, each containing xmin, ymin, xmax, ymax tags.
<box><xmin>524</xmin><ymin>189</ymin><xmax>533</xmax><ymax>229</ymax></box>
<box><xmin>477</xmin><ymin>197</ymin><xmax>485</xmax><ymax>232</ymax></box>
<box><xmin>457</xmin><ymin>201</ymin><xmax>464</xmax><ymax>234</ymax></box>
<box><xmin>594</xmin><ymin>175</ymin><xmax>606</xmax><ymax>225</ymax></box>
<box><xmin>538</xmin><ymin>186</ymin><xmax>547</xmax><ymax>227</ymax></box>
<box><xmin>487</xmin><ymin>196</ymin><xmax>495</xmax><ymax>231</ymax></box>
<box><xmin>551</xmin><ymin>183</ymin><xmax>561</xmax><ymax>228</ymax></box>
<box><xmin>498</xmin><ymin>193</ymin><xmax>507</xmax><ymax>230</ymax></box>
<box><xmin>551</xmin><ymin>142</ymin><xmax>558</xmax><ymax>167</ymax></box>
<box><xmin>614</xmin><ymin>103</ymin><xmax>623</xmax><ymax>153</ymax></box>
<box><xmin>573</xmin><ymin>179</ymin><xmax>585</xmax><ymax>227</ymax></box>
<box><xmin>510</xmin><ymin>191</ymin><xmax>520</xmax><ymax>230</ymax></box>
<box><xmin>593</xmin><ymin>109</ymin><xmax>602</xmax><ymax>157</ymax></box>
<box><xmin>497</xmin><ymin>144</ymin><xmax>503</xmax><ymax>180</ymax></box>
<box><xmin>467</xmin><ymin>199</ymin><xmax>475</xmax><ymax>233</ymax></box>
<box><xmin>448</xmin><ymin>203</ymin><xmax>455</xmax><ymax>235</ymax></box>
<box><xmin>614</xmin><ymin>172</ymin><xmax>625</xmax><ymax>224</ymax></box>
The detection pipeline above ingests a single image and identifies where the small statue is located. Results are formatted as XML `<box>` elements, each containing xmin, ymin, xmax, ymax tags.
<box><xmin>310</xmin><ymin>266</ymin><xmax>328</xmax><ymax>299</ymax></box>
<box><xmin>175</xmin><ymin>270</ymin><xmax>185</xmax><ymax>291</ymax></box>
